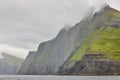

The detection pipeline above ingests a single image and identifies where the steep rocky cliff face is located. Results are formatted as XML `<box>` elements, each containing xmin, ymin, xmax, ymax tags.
<box><xmin>58</xmin><ymin>6</ymin><xmax>120</xmax><ymax>75</ymax></box>
<box><xmin>18</xmin><ymin>5</ymin><xmax>116</xmax><ymax>75</ymax></box>
<box><xmin>0</xmin><ymin>52</ymin><xmax>24</xmax><ymax>75</ymax></box>
<box><xmin>19</xmin><ymin>51</ymin><xmax>36</xmax><ymax>74</ymax></box>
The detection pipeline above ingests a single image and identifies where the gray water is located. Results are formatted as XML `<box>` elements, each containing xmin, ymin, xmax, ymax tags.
<box><xmin>0</xmin><ymin>76</ymin><xmax>119</xmax><ymax>80</ymax></box>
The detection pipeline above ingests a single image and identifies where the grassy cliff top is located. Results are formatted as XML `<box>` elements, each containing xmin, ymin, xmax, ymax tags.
<box><xmin>70</xmin><ymin>6</ymin><xmax>120</xmax><ymax>63</ymax></box>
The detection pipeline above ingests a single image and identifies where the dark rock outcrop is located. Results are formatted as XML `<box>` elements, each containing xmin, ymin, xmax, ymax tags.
<box><xmin>58</xmin><ymin>54</ymin><xmax>120</xmax><ymax>75</ymax></box>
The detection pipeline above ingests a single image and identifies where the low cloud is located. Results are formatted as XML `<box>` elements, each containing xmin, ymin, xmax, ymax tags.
<box><xmin>0</xmin><ymin>44</ymin><xmax>28</xmax><ymax>59</ymax></box>
<box><xmin>0</xmin><ymin>0</ymin><xmax>119</xmax><ymax>58</ymax></box>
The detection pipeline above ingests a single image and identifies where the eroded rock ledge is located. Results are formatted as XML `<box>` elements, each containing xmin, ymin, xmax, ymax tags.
<box><xmin>58</xmin><ymin>54</ymin><xmax>120</xmax><ymax>75</ymax></box>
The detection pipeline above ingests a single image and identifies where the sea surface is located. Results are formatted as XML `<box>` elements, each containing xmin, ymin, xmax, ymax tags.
<box><xmin>0</xmin><ymin>75</ymin><xmax>119</xmax><ymax>80</ymax></box>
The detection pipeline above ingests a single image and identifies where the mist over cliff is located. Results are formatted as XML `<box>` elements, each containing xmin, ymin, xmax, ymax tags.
<box><xmin>18</xmin><ymin>5</ymin><xmax>120</xmax><ymax>75</ymax></box>
<box><xmin>1</xmin><ymin>0</ymin><xmax>119</xmax><ymax>59</ymax></box>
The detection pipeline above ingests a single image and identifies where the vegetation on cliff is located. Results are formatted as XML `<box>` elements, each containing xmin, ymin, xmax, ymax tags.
<box><xmin>70</xmin><ymin>6</ymin><xmax>120</xmax><ymax>63</ymax></box>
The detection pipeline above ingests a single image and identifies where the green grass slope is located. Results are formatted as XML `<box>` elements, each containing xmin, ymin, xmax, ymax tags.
<box><xmin>89</xmin><ymin>28</ymin><xmax>120</xmax><ymax>60</ymax></box>
<box><xmin>70</xmin><ymin>6</ymin><xmax>120</xmax><ymax>63</ymax></box>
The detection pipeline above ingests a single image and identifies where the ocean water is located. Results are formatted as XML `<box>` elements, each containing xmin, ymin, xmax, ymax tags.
<box><xmin>0</xmin><ymin>76</ymin><xmax>119</xmax><ymax>80</ymax></box>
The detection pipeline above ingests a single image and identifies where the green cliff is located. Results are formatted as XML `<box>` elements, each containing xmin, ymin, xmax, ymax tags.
<box><xmin>19</xmin><ymin>5</ymin><xmax>120</xmax><ymax>75</ymax></box>
<box><xmin>58</xmin><ymin>6</ymin><xmax>120</xmax><ymax>75</ymax></box>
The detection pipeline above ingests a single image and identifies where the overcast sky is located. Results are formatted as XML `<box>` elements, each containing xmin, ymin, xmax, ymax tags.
<box><xmin>0</xmin><ymin>0</ymin><xmax>120</xmax><ymax>59</ymax></box>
